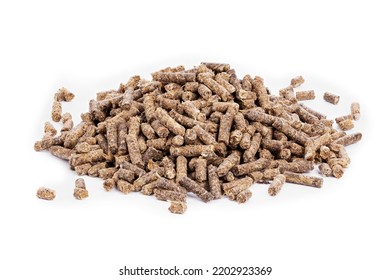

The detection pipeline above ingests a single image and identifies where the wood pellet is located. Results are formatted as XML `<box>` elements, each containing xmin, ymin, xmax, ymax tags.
<box><xmin>34</xmin><ymin>63</ymin><xmax>362</xmax><ymax>214</ymax></box>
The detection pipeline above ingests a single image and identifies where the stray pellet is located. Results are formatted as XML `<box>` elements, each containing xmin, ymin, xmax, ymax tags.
<box><xmin>296</xmin><ymin>90</ymin><xmax>315</xmax><ymax>101</ymax></box>
<box><xmin>168</xmin><ymin>201</ymin><xmax>187</xmax><ymax>214</ymax></box>
<box><xmin>55</xmin><ymin>87</ymin><xmax>75</xmax><ymax>102</ymax></box>
<box><xmin>74</xmin><ymin>178</ymin><xmax>88</xmax><ymax>200</ymax></box>
<box><xmin>323</xmin><ymin>92</ymin><xmax>340</xmax><ymax>105</ymax></box>
<box><xmin>290</xmin><ymin>76</ymin><xmax>305</xmax><ymax>88</ymax></box>
<box><xmin>37</xmin><ymin>187</ymin><xmax>56</xmax><ymax>200</ymax></box>
<box><xmin>351</xmin><ymin>102</ymin><xmax>360</xmax><ymax>120</ymax></box>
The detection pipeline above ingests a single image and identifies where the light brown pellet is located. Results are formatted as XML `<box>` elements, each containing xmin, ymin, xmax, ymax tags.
<box><xmin>49</xmin><ymin>146</ymin><xmax>72</xmax><ymax>160</ymax></box>
<box><xmin>337</xmin><ymin>119</ymin><xmax>354</xmax><ymax>131</ymax></box>
<box><xmin>74</xmin><ymin>178</ymin><xmax>88</xmax><ymax>200</ymax></box>
<box><xmin>232</xmin><ymin>158</ymin><xmax>269</xmax><ymax>176</ymax></box>
<box><xmin>335</xmin><ymin>114</ymin><xmax>352</xmax><ymax>124</ymax></box>
<box><xmin>236</xmin><ymin>190</ymin><xmax>252</xmax><ymax>203</ymax></box>
<box><xmin>222</xmin><ymin>177</ymin><xmax>253</xmax><ymax>200</ymax></box>
<box><xmin>168</xmin><ymin>201</ymin><xmax>187</xmax><ymax>214</ymax></box>
<box><xmin>154</xmin><ymin>188</ymin><xmax>187</xmax><ymax>202</ymax></box>
<box><xmin>198</xmin><ymin>84</ymin><xmax>212</xmax><ymax>100</ymax></box>
<box><xmin>61</xmin><ymin>112</ymin><xmax>74</xmax><ymax>132</ymax></box>
<box><xmin>152</xmin><ymin>72</ymin><xmax>196</xmax><ymax>84</ymax></box>
<box><xmin>208</xmin><ymin>165</ymin><xmax>221</xmax><ymax>199</ymax></box>
<box><xmin>216</xmin><ymin>151</ymin><xmax>241</xmax><ymax>177</ymax></box>
<box><xmin>116</xmin><ymin>179</ymin><xmax>132</xmax><ymax>194</ymax></box>
<box><xmin>170</xmin><ymin>145</ymin><xmax>214</xmax><ymax>158</ymax></box>
<box><xmin>176</xmin><ymin>156</ymin><xmax>187</xmax><ymax>184</ymax></box>
<box><xmin>133</xmin><ymin>169</ymin><xmax>162</xmax><ymax>192</ymax></box>
<box><xmin>179</xmin><ymin>176</ymin><xmax>213</xmax><ymax>202</ymax></box>
<box><xmin>318</xmin><ymin>163</ymin><xmax>332</xmax><ymax>176</ymax></box>
<box><xmin>333</xmin><ymin>133</ymin><xmax>362</xmax><ymax>146</ymax></box>
<box><xmin>64</xmin><ymin>122</ymin><xmax>88</xmax><ymax>148</ymax></box>
<box><xmin>75</xmin><ymin>163</ymin><xmax>92</xmax><ymax>175</ymax></box>
<box><xmin>172</xmin><ymin>135</ymin><xmax>184</xmax><ymax>146</ymax></box>
<box><xmin>284</xmin><ymin>171</ymin><xmax>323</xmax><ymax>188</ymax></box>
<box><xmin>51</xmin><ymin>101</ymin><xmax>62</xmax><ymax>122</ymax></box>
<box><xmin>37</xmin><ymin>187</ymin><xmax>56</xmax><ymax>200</ymax></box>
<box><xmin>194</xmin><ymin>158</ymin><xmax>207</xmax><ymax>182</ymax></box>
<box><xmin>268</xmin><ymin>174</ymin><xmax>286</xmax><ymax>196</ymax></box>
<box><xmin>243</xmin><ymin>133</ymin><xmax>261</xmax><ymax>163</ymax></box>
<box><xmin>323</xmin><ymin>92</ymin><xmax>340</xmax><ymax>105</ymax></box>
<box><xmin>103</xmin><ymin>178</ymin><xmax>115</xmax><ymax>191</ymax></box>
<box><xmin>155</xmin><ymin>108</ymin><xmax>186</xmax><ymax>136</ymax></box>
<box><xmin>55</xmin><ymin>87</ymin><xmax>75</xmax><ymax>102</ymax></box>
<box><xmin>218</xmin><ymin>105</ymin><xmax>236</xmax><ymax>145</ymax></box>
<box><xmin>162</xmin><ymin>156</ymin><xmax>176</xmax><ymax>179</ymax></box>
<box><xmin>290</xmin><ymin>76</ymin><xmax>305</xmax><ymax>88</ymax></box>
<box><xmin>351</xmin><ymin>102</ymin><xmax>360</xmax><ymax>120</ymax></box>
<box><xmin>296</xmin><ymin>90</ymin><xmax>315</xmax><ymax>101</ymax></box>
<box><xmin>98</xmin><ymin>167</ymin><xmax>117</xmax><ymax>180</ymax></box>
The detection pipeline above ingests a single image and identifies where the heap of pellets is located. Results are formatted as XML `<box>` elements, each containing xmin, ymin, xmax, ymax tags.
<box><xmin>34</xmin><ymin>63</ymin><xmax>362</xmax><ymax>214</ymax></box>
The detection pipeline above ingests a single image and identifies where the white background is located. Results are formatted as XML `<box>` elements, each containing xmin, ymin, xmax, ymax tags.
<box><xmin>0</xmin><ymin>1</ymin><xmax>389</xmax><ymax>279</ymax></box>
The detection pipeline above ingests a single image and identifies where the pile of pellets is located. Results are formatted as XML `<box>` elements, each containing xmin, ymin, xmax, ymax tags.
<box><xmin>34</xmin><ymin>63</ymin><xmax>362</xmax><ymax>214</ymax></box>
